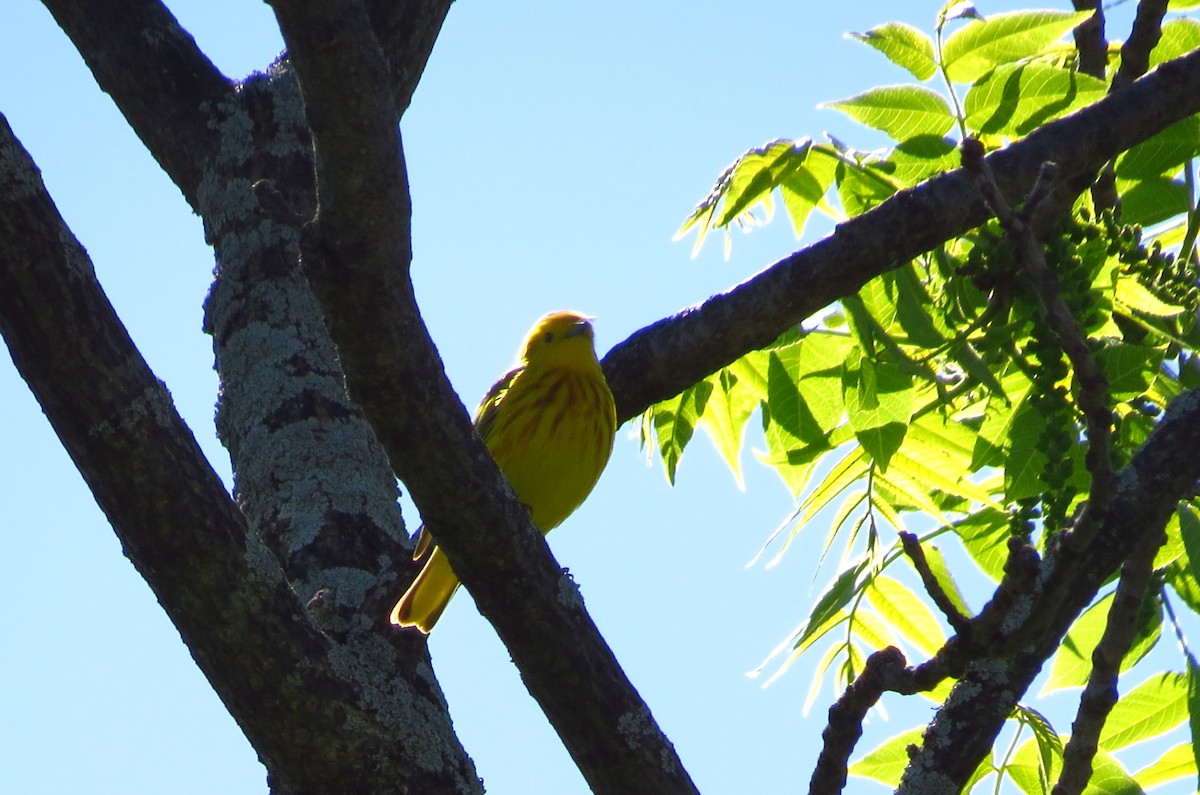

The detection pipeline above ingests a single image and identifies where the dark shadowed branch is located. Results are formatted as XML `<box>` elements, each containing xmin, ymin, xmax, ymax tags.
<box><xmin>265</xmin><ymin>0</ymin><xmax>698</xmax><ymax>792</ymax></box>
<box><xmin>0</xmin><ymin>112</ymin><xmax>479</xmax><ymax>794</ymax></box>
<box><xmin>1053</xmin><ymin>530</ymin><xmax>1162</xmax><ymax>795</ymax></box>
<box><xmin>365</xmin><ymin>0</ymin><xmax>454</xmax><ymax>116</ymax></box>
<box><xmin>39</xmin><ymin>0</ymin><xmax>230</xmax><ymax>204</ymax></box>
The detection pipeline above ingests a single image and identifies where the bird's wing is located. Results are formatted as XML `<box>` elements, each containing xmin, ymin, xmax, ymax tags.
<box><xmin>474</xmin><ymin>365</ymin><xmax>522</xmax><ymax>442</ymax></box>
<box><xmin>406</xmin><ymin>365</ymin><xmax>524</xmax><ymax>563</ymax></box>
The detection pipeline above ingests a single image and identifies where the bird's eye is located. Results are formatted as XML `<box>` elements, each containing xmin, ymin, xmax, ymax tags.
<box><xmin>543</xmin><ymin>331</ymin><xmax>555</xmax><ymax>343</ymax></box>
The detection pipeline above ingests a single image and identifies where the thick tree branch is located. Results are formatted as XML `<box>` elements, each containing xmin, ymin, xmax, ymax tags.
<box><xmin>265</xmin><ymin>1</ymin><xmax>697</xmax><ymax>792</ymax></box>
<box><xmin>602</xmin><ymin>45</ymin><xmax>1200</xmax><ymax>423</ymax></box>
<box><xmin>365</xmin><ymin>0</ymin><xmax>454</xmax><ymax>116</ymax></box>
<box><xmin>39</xmin><ymin>0</ymin><xmax>230</xmax><ymax>205</ymax></box>
<box><xmin>0</xmin><ymin>114</ymin><xmax>477</xmax><ymax>794</ymax></box>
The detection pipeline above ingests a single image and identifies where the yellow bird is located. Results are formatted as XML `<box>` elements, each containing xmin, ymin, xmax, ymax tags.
<box><xmin>390</xmin><ymin>311</ymin><xmax>618</xmax><ymax>633</ymax></box>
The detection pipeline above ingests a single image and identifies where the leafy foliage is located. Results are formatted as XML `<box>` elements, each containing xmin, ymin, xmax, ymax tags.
<box><xmin>646</xmin><ymin>3</ymin><xmax>1200</xmax><ymax>792</ymax></box>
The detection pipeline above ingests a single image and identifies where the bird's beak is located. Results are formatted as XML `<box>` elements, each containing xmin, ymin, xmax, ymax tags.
<box><xmin>565</xmin><ymin>318</ymin><xmax>594</xmax><ymax>339</ymax></box>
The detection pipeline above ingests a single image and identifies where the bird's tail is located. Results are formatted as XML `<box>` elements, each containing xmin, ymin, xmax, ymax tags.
<box><xmin>390</xmin><ymin>547</ymin><xmax>460</xmax><ymax>633</ymax></box>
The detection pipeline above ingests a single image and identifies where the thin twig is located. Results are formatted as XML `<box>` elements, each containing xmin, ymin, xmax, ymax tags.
<box><xmin>1114</xmin><ymin>0</ymin><xmax>1169</xmax><ymax>91</ymax></box>
<box><xmin>1052</xmin><ymin>527</ymin><xmax>1164</xmax><ymax>795</ymax></box>
<box><xmin>899</xmin><ymin>532</ymin><xmax>971</xmax><ymax>634</ymax></box>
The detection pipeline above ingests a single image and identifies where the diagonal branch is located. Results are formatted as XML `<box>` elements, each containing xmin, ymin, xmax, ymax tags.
<box><xmin>39</xmin><ymin>0</ymin><xmax>230</xmax><ymax>205</ymax></box>
<box><xmin>602</xmin><ymin>46</ymin><xmax>1200</xmax><ymax>423</ymax></box>
<box><xmin>264</xmin><ymin>1</ymin><xmax>698</xmax><ymax>792</ymax></box>
<box><xmin>0</xmin><ymin>113</ymin><xmax>477</xmax><ymax>794</ymax></box>
<box><xmin>1053</xmin><ymin>528</ymin><xmax>1161</xmax><ymax>795</ymax></box>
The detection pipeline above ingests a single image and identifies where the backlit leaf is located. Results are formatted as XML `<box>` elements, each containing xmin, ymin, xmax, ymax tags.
<box><xmin>1100</xmin><ymin>672</ymin><xmax>1188</xmax><ymax>750</ymax></box>
<box><xmin>942</xmin><ymin>10</ymin><xmax>1091</xmax><ymax>84</ymax></box>
<box><xmin>850</xmin><ymin>22</ymin><xmax>938</xmax><ymax>80</ymax></box>
<box><xmin>865</xmin><ymin>575</ymin><xmax>946</xmax><ymax>657</ymax></box>
<box><xmin>963</xmin><ymin>62</ymin><xmax>1104</xmax><ymax>136</ymax></box>
<box><xmin>823</xmin><ymin>85</ymin><xmax>955</xmax><ymax>142</ymax></box>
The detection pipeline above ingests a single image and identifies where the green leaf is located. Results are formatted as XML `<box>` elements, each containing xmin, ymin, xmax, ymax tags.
<box><xmin>764</xmin><ymin>332</ymin><xmax>855</xmax><ymax>459</ymax></box>
<box><xmin>836</xmin><ymin>158</ymin><xmax>900</xmax><ymax>216</ymax></box>
<box><xmin>801</xmin><ymin>639</ymin><xmax>848</xmax><ymax>710</ymax></box>
<box><xmin>941</xmin><ymin>10</ymin><xmax>1092</xmax><ymax>84</ymax></box>
<box><xmin>696</xmin><ymin>368</ymin><xmax>758</xmax><ymax>488</ymax></box>
<box><xmin>1150</xmin><ymin>18</ymin><xmax>1200</xmax><ymax>68</ymax></box>
<box><xmin>1188</xmin><ymin>654</ymin><xmax>1200</xmax><ymax>793</ymax></box>
<box><xmin>904</xmin><ymin>416</ymin><xmax>1001</xmax><ymax>505</ymax></box>
<box><xmin>873</xmin><ymin>466</ymin><xmax>941</xmax><ymax>527</ymax></box>
<box><xmin>1015</xmin><ymin>704</ymin><xmax>1063</xmax><ymax>793</ymax></box>
<box><xmin>865</xmin><ymin>575</ymin><xmax>946</xmax><ymax>657</ymax></box>
<box><xmin>649</xmin><ymin>381</ymin><xmax>711</xmax><ymax>484</ymax></box>
<box><xmin>1042</xmin><ymin>590</ymin><xmax>1161</xmax><ymax>694</ymax></box>
<box><xmin>823</xmin><ymin>85</ymin><xmax>955</xmax><ymax>143</ymax></box>
<box><xmin>1133</xmin><ymin>741</ymin><xmax>1197</xmax><ymax>789</ymax></box>
<box><xmin>713</xmin><ymin>140</ymin><xmax>807</xmax><ymax>228</ymax></box>
<box><xmin>850</xmin><ymin>22</ymin><xmax>938</xmax><ymax>81</ymax></box>
<box><xmin>892</xmin><ymin>264</ymin><xmax>947</xmax><ymax>347</ymax></box>
<box><xmin>849</xmin><ymin>727</ymin><xmax>926</xmax><ymax>785</ymax></box>
<box><xmin>1094</xmin><ymin>343</ymin><xmax>1161</xmax><ymax>403</ymax></box>
<box><xmin>955</xmin><ymin>341</ymin><xmax>1013</xmax><ymax>409</ymax></box>
<box><xmin>867</xmin><ymin>478</ymin><xmax>910</xmax><ymax>533</ymax></box>
<box><xmin>849</xmin><ymin>604</ymin><xmax>901</xmax><ymax>651</ymax></box>
<box><xmin>725</xmin><ymin>349</ymin><xmax>770</xmax><ymax>401</ymax></box>
<box><xmin>1154</xmin><ymin>510</ymin><xmax>1185</xmax><ymax>571</ymax></box>
<box><xmin>1116</xmin><ymin>274</ymin><xmax>1185</xmax><ymax>318</ymax></box>
<box><xmin>1003</xmin><ymin>394</ymin><xmax>1050</xmax><ymax>501</ymax></box>
<box><xmin>954</xmin><ymin>507</ymin><xmax>1011</xmax><ymax>582</ymax></box>
<box><xmin>1168</xmin><ymin>557</ymin><xmax>1200</xmax><ymax>615</ymax></box>
<box><xmin>963</xmin><ymin>62</ymin><xmax>1105</xmax><ymax>136</ymax></box>
<box><xmin>790</xmin><ymin>563</ymin><xmax>868</xmax><ymax>656</ymax></box>
<box><xmin>844</xmin><ymin>358</ymin><xmax>915</xmax><ymax>469</ymax></box>
<box><xmin>1010</xmin><ymin>739</ymin><xmax>1141</xmax><ymax>795</ymax></box>
<box><xmin>1076</xmin><ymin>751</ymin><xmax>1142</xmax><ymax>795</ymax></box>
<box><xmin>779</xmin><ymin>145</ymin><xmax>841</xmax><ymax>239</ymax></box>
<box><xmin>885</xmin><ymin>134</ymin><xmax>960</xmax><ymax>187</ymax></box>
<box><xmin>1100</xmin><ymin>672</ymin><xmax>1188</xmax><ymax>750</ymax></box>
<box><xmin>1116</xmin><ymin>175</ymin><xmax>1192</xmax><ymax>228</ymax></box>
<box><xmin>1179</xmin><ymin>504</ymin><xmax>1200</xmax><ymax>580</ymax></box>
<box><xmin>797</xmin><ymin>444</ymin><xmax>871</xmax><ymax>527</ymax></box>
<box><xmin>1116</xmin><ymin>116</ymin><xmax>1200</xmax><ymax>179</ymax></box>
<box><xmin>1044</xmin><ymin>591</ymin><xmax>1111</xmax><ymax>694</ymax></box>
<box><xmin>675</xmin><ymin>139</ymin><xmax>813</xmax><ymax>255</ymax></box>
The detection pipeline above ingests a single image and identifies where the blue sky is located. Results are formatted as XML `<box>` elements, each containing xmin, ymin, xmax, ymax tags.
<box><xmin>2</xmin><ymin>2</ymin><xmax>1192</xmax><ymax>794</ymax></box>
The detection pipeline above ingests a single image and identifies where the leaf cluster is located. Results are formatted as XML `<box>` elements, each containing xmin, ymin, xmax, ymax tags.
<box><xmin>646</xmin><ymin>5</ymin><xmax>1200</xmax><ymax>792</ymax></box>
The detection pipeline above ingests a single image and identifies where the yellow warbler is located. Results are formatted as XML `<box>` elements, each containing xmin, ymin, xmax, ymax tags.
<box><xmin>390</xmin><ymin>311</ymin><xmax>617</xmax><ymax>633</ymax></box>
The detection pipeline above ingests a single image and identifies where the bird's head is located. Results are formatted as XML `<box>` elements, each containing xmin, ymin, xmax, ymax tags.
<box><xmin>519</xmin><ymin>311</ymin><xmax>600</xmax><ymax>369</ymax></box>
